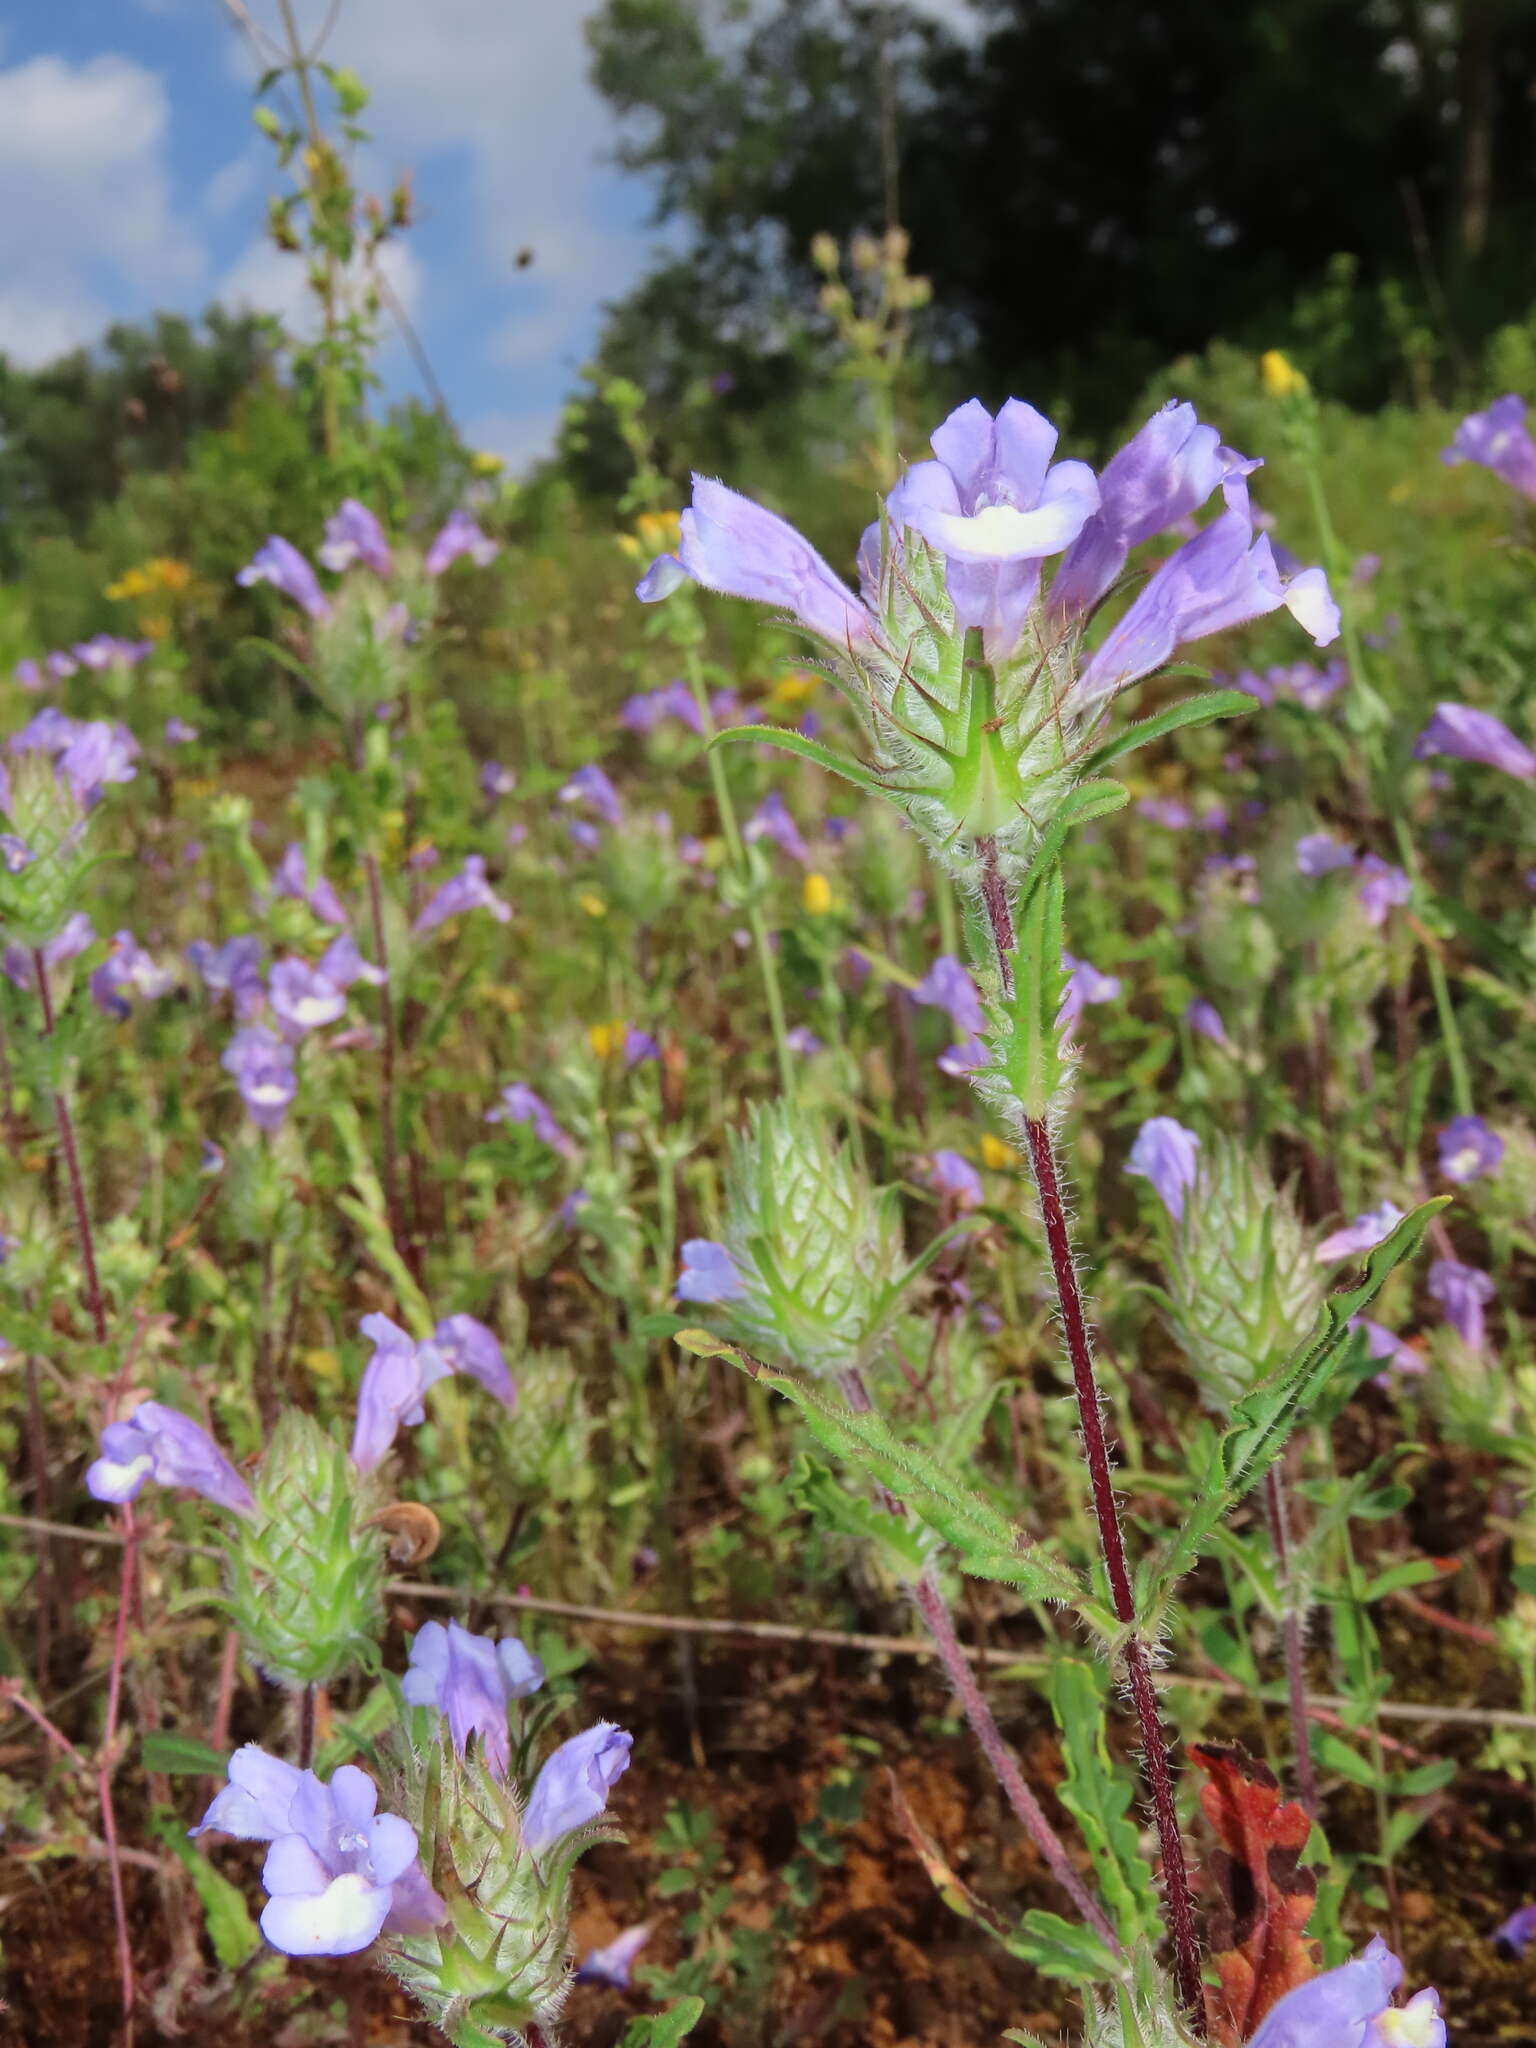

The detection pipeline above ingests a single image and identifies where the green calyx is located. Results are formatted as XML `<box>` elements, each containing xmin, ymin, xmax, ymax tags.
<box><xmin>225</xmin><ymin>1410</ymin><xmax>388</xmax><ymax>1688</ymax></box>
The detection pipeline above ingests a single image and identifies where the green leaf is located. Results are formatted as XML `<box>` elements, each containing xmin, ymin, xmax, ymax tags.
<box><xmin>1360</xmin><ymin>1558</ymin><xmax>1443</xmax><ymax>1602</ymax></box>
<box><xmin>720</xmin><ymin>1348</ymin><xmax>1083</xmax><ymax>1602</ymax></box>
<box><xmin>991</xmin><ymin>856</ymin><xmax>1069</xmax><ymax>1120</ymax></box>
<box><xmin>707</xmin><ymin>723</ymin><xmax>892</xmax><ymax>800</ymax></box>
<box><xmin>153</xmin><ymin>1817</ymin><xmax>264</xmax><ymax>1971</ymax></box>
<box><xmin>1006</xmin><ymin>1909</ymin><xmax>1123</xmax><ymax>1985</ymax></box>
<box><xmin>1048</xmin><ymin>1661</ymin><xmax>1160</xmax><ymax>1946</ymax></box>
<box><xmin>140</xmin><ymin>1731</ymin><xmax>226</xmax><ymax>1778</ymax></box>
<box><xmin>673</xmin><ymin>1326</ymin><xmax>735</xmax><ymax>1359</ymax></box>
<box><xmin>1081</xmin><ymin>688</ymin><xmax>1254</xmax><ymax>776</ymax></box>
<box><xmin>791</xmin><ymin>1453</ymin><xmax>929</xmax><ymax>1575</ymax></box>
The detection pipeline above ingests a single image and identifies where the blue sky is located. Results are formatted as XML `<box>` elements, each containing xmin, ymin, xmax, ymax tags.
<box><xmin>0</xmin><ymin>0</ymin><xmax>672</xmax><ymax>468</ymax></box>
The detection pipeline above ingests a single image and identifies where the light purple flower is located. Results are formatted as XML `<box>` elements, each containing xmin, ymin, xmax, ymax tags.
<box><xmin>911</xmin><ymin>953</ymin><xmax>988</xmax><ymax>1076</ymax></box>
<box><xmin>1352</xmin><ymin>1317</ymin><xmax>1424</xmax><ymax>1388</ymax></box>
<box><xmin>237</xmin><ymin>535</ymin><xmax>332</xmax><ymax>620</ymax></box>
<box><xmin>1442</xmin><ymin>393</ymin><xmax>1536</xmax><ymax>501</ymax></box>
<box><xmin>87</xmin><ymin>1400</ymin><xmax>254</xmax><ymax>1516</ymax></box>
<box><xmin>1248</xmin><ymin>1935</ymin><xmax>1441</xmax><ymax>2048</ymax></box>
<box><xmin>1138</xmin><ymin>796</ymin><xmax>1194</xmax><ymax>829</ymax></box>
<box><xmin>745</xmin><ymin>788</ymin><xmax>809</xmax><ymax>864</ymax></box>
<box><xmin>413</xmin><ymin>855</ymin><xmax>513</xmax><ymax>935</ymax></box>
<box><xmin>677</xmin><ymin>1238</ymin><xmax>745</xmax><ymax>1303</ymax></box>
<box><xmin>623</xmin><ymin>1028</ymin><xmax>659</xmax><ymax>1068</ymax></box>
<box><xmin>883</xmin><ymin>398</ymin><xmax>1100</xmax><ymax>661</ymax></box>
<box><xmin>1428</xmin><ymin>1257</ymin><xmax>1495</xmax><ymax>1352</ymax></box>
<box><xmin>269</xmin><ymin>957</ymin><xmax>348</xmax><ymax>1040</ymax></box>
<box><xmin>90</xmin><ymin>932</ymin><xmax>175</xmax><ymax>1018</ymax></box>
<box><xmin>194</xmin><ymin>1747</ymin><xmax>443</xmax><ymax>1957</ymax></box>
<box><xmin>1356</xmin><ymin>855</ymin><xmax>1411</xmax><ymax>927</ymax></box>
<box><xmin>622</xmin><ymin>682</ymin><xmax>704</xmax><ymax>735</ymax></box>
<box><xmin>425</xmin><ymin>508</ymin><xmax>498</xmax><ymax>576</ymax></box>
<box><xmin>559</xmin><ymin>763</ymin><xmax>623</xmax><ymax>827</ymax></box>
<box><xmin>402</xmin><ymin>1620</ymin><xmax>544</xmax><ymax>1776</ymax></box>
<box><xmin>1285</xmin><ymin>658</ymin><xmax>1349</xmax><ymax>710</ymax></box>
<box><xmin>318</xmin><ymin>498</ymin><xmax>393</xmax><ymax>577</ymax></box>
<box><xmin>1414</xmin><ymin>702</ymin><xmax>1536</xmax><ymax>779</ymax></box>
<box><xmin>221</xmin><ymin>1025</ymin><xmax>297</xmax><ymax>1134</ymax></box>
<box><xmin>45</xmin><ymin>650</ymin><xmax>78</xmax><ymax>681</ymax></box>
<box><xmin>350</xmin><ymin>1313</ymin><xmax>452</xmax><ymax>1473</ymax></box>
<box><xmin>316</xmin><ymin>930</ymin><xmax>386</xmax><ymax>990</ymax></box>
<box><xmin>786</xmin><ymin>1024</ymin><xmax>823</xmax><ymax>1055</ymax></box>
<box><xmin>272</xmin><ymin>843</ymin><xmax>348</xmax><ymax>926</ymax></box>
<box><xmin>1059</xmin><ymin>951</ymin><xmax>1121</xmax><ymax>1035</ymax></box>
<box><xmin>1186</xmin><ymin>998</ymin><xmax>1227</xmax><ymax>1044</ymax></box>
<box><xmin>521</xmin><ymin>1723</ymin><xmax>633</xmax><ymax>1857</ymax></box>
<box><xmin>637</xmin><ymin>475</ymin><xmax>873</xmax><ymax>651</ymax></box>
<box><xmin>1296</xmin><ymin>832</ymin><xmax>1355</xmax><ymax>878</ymax></box>
<box><xmin>2</xmin><ymin>913</ymin><xmax>96</xmax><ymax>993</ymax></box>
<box><xmin>1</xmin><ymin>833</ymin><xmax>35</xmax><ymax>874</ymax></box>
<box><xmin>1051</xmin><ymin>398</ymin><xmax>1225</xmax><ymax>622</ymax></box>
<box><xmin>479</xmin><ymin>760</ymin><xmax>517</xmax><ymax>799</ymax></box>
<box><xmin>577</xmin><ymin>1923</ymin><xmax>652</xmax><ymax>1988</ymax></box>
<box><xmin>1315</xmin><ymin>1201</ymin><xmax>1404</xmax><ymax>1263</ymax></box>
<box><xmin>1079</xmin><ymin>465</ymin><xmax>1339</xmax><ymax>704</ymax></box>
<box><xmin>487</xmin><ymin>1082</ymin><xmax>576</xmax><ymax>1157</ymax></box>
<box><xmin>427</xmin><ymin>1314</ymin><xmax>517</xmax><ymax>1408</ymax></box>
<box><xmin>1437</xmin><ymin>1115</ymin><xmax>1504</xmax><ymax>1185</ymax></box>
<box><xmin>57</xmin><ymin>720</ymin><xmax>139</xmax><ymax>805</ymax></box>
<box><xmin>1496</xmin><ymin>1902</ymin><xmax>1536</xmax><ymax>1957</ymax></box>
<box><xmin>926</xmin><ymin>1150</ymin><xmax>983</xmax><ymax>1210</ymax></box>
<box><xmin>187</xmin><ymin>935</ymin><xmax>265</xmax><ymax>1019</ymax></box>
<box><xmin>164</xmin><ymin>717</ymin><xmax>199</xmax><ymax>745</ymax></box>
<box><xmin>1127</xmin><ymin>1116</ymin><xmax>1201</xmax><ymax>1221</ymax></box>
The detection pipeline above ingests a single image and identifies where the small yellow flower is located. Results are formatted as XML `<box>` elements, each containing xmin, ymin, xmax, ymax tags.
<box><xmin>1260</xmin><ymin>349</ymin><xmax>1309</xmax><ymax>399</ymax></box>
<box><xmin>578</xmin><ymin>890</ymin><xmax>607</xmax><ymax>919</ymax></box>
<box><xmin>980</xmin><ymin>1134</ymin><xmax>1019</xmax><ymax>1171</ymax></box>
<box><xmin>483</xmin><ymin>985</ymin><xmax>523</xmax><ymax>1014</ymax></box>
<box><xmin>105</xmin><ymin>567</ymin><xmax>151</xmax><ymax>601</ymax></box>
<box><xmin>802</xmin><ymin>872</ymin><xmax>833</xmax><ymax>916</ymax></box>
<box><xmin>140</xmin><ymin>612</ymin><xmax>172</xmax><ymax>641</ymax></box>
<box><xmin>470</xmin><ymin>450</ymin><xmax>504</xmax><ymax>477</ymax></box>
<box><xmin>771</xmin><ymin>670</ymin><xmax>821</xmax><ymax>707</ymax></box>
<box><xmin>150</xmin><ymin>556</ymin><xmax>192</xmax><ymax>592</ymax></box>
<box><xmin>589</xmin><ymin>1019</ymin><xmax>626</xmax><ymax>1060</ymax></box>
<box><xmin>302</xmin><ymin>1347</ymin><xmax>341</xmax><ymax>1382</ymax></box>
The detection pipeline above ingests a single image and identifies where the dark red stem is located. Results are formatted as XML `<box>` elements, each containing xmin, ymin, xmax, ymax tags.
<box><xmin>32</xmin><ymin>949</ymin><xmax>108</xmax><ymax>1344</ymax></box>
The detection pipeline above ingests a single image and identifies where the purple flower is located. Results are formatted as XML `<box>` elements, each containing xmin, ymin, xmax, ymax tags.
<box><xmin>911</xmin><ymin>953</ymin><xmax>988</xmax><ymax>1076</ymax></box>
<box><xmin>623</xmin><ymin>1027</ymin><xmax>659</xmax><ymax>1067</ymax></box>
<box><xmin>1051</xmin><ymin>398</ymin><xmax>1225</xmax><ymax>622</ymax></box>
<box><xmin>745</xmin><ymin>788</ymin><xmax>809</xmax><ymax>864</ymax></box>
<box><xmin>1352</xmin><ymin>1317</ymin><xmax>1424</xmax><ymax>1388</ymax></box>
<box><xmin>1248</xmin><ymin>1936</ymin><xmax>1442</xmax><ymax>2048</ymax></box>
<box><xmin>1</xmin><ymin>833</ymin><xmax>35</xmax><ymax>874</ymax></box>
<box><xmin>316</xmin><ymin>930</ymin><xmax>386</xmax><ymax>990</ymax></box>
<box><xmin>926</xmin><ymin>1150</ymin><xmax>983</xmax><ymax>1210</ymax></box>
<box><xmin>57</xmin><ymin>720</ymin><xmax>139</xmax><ymax>805</ymax></box>
<box><xmin>269</xmin><ymin>958</ymin><xmax>348</xmax><ymax>1040</ymax></box>
<box><xmin>1127</xmin><ymin>1116</ymin><xmax>1201</xmax><ymax>1221</ymax></box>
<box><xmin>1428</xmin><ymin>1257</ymin><xmax>1495</xmax><ymax>1351</ymax></box>
<box><xmin>786</xmin><ymin>1024</ymin><xmax>823</xmax><ymax>1055</ymax></box>
<box><xmin>1442</xmin><ymin>393</ymin><xmax>1536</xmax><ymax>501</ymax></box>
<box><xmin>164</xmin><ymin>717</ymin><xmax>199</xmax><ymax>745</ymax></box>
<box><xmin>1186</xmin><ymin>997</ymin><xmax>1227</xmax><ymax>1044</ymax></box>
<box><xmin>577</xmin><ymin>1923</ymin><xmax>652</xmax><ymax>1989</ymax></box>
<box><xmin>479</xmin><ymin>761</ymin><xmax>517</xmax><ymax>799</ymax></box>
<box><xmin>90</xmin><ymin>932</ymin><xmax>175</xmax><ymax>1018</ymax></box>
<box><xmin>2</xmin><ymin>913</ymin><xmax>96</xmax><ymax>993</ymax></box>
<box><xmin>1315</xmin><ymin>1201</ymin><xmax>1404</xmax><ymax>1263</ymax></box>
<box><xmin>318</xmin><ymin>498</ymin><xmax>393</xmax><ymax>577</ymax></box>
<box><xmin>13</xmin><ymin>657</ymin><xmax>42</xmax><ymax>691</ymax></box>
<box><xmin>637</xmin><ymin>475</ymin><xmax>873</xmax><ymax>652</ymax></box>
<box><xmin>412</xmin><ymin>855</ymin><xmax>513</xmax><ymax>936</ymax></box>
<box><xmin>559</xmin><ymin>763</ymin><xmax>623</xmax><ymax>827</ymax></box>
<box><xmin>237</xmin><ymin>536</ymin><xmax>332</xmax><ymax>620</ymax></box>
<box><xmin>45</xmin><ymin>650</ymin><xmax>78</xmax><ymax>680</ymax></box>
<box><xmin>427</xmin><ymin>1314</ymin><xmax>517</xmax><ymax>1407</ymax></box>
<box><xmin>1495</xmin><ymin>1903</ymin><xmax>1536</xmax><ymax>1958</ymax></box>
<box><xmin>425</xmin><ymin>508</ymin><xmax>498</xmax><ymax>576</ymax></box>
<box><xmin>272</xmin><ymin>843</ymin><xmax>348</xmax><ymax>926</ymax></box>
<box><xmin>883</xmin><ymin>399</ymin><xmax>1100</xmax><ymax>661</ymax></box>
<box><xmin>1138</xmin><ymin>796</ymin><xmax>1194</xmax><ymax>829</ymax></box>
<box><xmin>87</xmin><ymin>1400</ymin><xmax>254</xmax><ymax>1516</ymax></box>
<box><xmin>1059</xmin><ymin>951</ymin><xmax>1121</xmax><ymax>1035</ymax></box>
<box><xmin>187</xmin><ymin>935</ymin><xmax>265</xmax><ymax>1019</ymax></box>
<box><xmin>350</xmin><ymin>1313</ymin><xmax>452</xmax><ymax>1473</ymax></box>
<box><xmin>1356</xmin><ymin>855</ymin><xmax>1411</xmax><ymax>927</ymax></box>
<box><xmin>1284</xmin><ymin>657</ymin><xmax>1349</xmax><ymax>710</ymax></box>
<box><xmin>621</xmin><ymin>682</ymin><xmax>704</xmax><ymax>735</ymax></box>
<box><xmin>1414</xmin><ymin>702</ymin><xmax>1536</xmax><ymax>780</ymax></box>
<box><xmin>194</xmin><ymin>1748</ymin><xmax>443</xmax><ymax>1957</ymax></box>
<box><xmin>1079</xmin><ymin>466</ymin><xmax>1339</xmax><ymax>704</ymax></box>
<box><xmin>677</xmin><ymin>1238</ymin><xmax>745</xmax><ymax>1303</ymax></box>
<box><xmin>487</xmin><ymin>1082</ymin><xmax>576</xmax><ymax>1157</ymax></box>
<box><xmin>221</xmin><ymin>1025</ymin><xmax>297</xmax><ymax>1134</ymax></box>
<box><xmin>1437</xmin><ymin>1115</ymin><xmax>1504</xmax><ymax>1185</ymax></box>
<box><xmin>521</xmin><ymin>1723</ymin><xmax>633</xmax><ymax>1857</ymax></box>
<box><xmin>402</xmin><ymin>1620</ymin><xmax>545</xmax><ymax>1775</ymax></box>
<box><xmin>1296</xmin><ymin>832</ymin><xmax>1355</xmax><ymax>878</ymax></box>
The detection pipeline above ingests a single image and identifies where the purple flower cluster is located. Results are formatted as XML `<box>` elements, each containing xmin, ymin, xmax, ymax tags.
<box><xmin>413</xmin><ymin>855</ymin><xmax>513</xmax><ymax>935</ymax></box>
<box><xmin>350</xmin><ymin>1312</ymin><xmax>516</xmax><ymax>1472</ymax></box>
<box><xmin>273</xmin><ymin>843</ymin><xmax>348</xmax><ymax>926</ymax></box>
<box><xmin>1442</xmin><ymin>394</ymin><xmax>1536</xmax><ymax>502</ymax></box>
<box><xmin>318</xmin><ymin>499</ymin><xmax>393</xmax><ymax>577</ymax></box>
<box><xmin>1294</xmin><ymin>833</ymin><xmax>1411</xmax><ymax>926</ymax></box>
<box><xmin>911</xmin><ymin>954</ymin><xmax>988</xmax><ymax>1076</ymax></box>
<box><xmin>1232</xmin><ymin>658</ymin><xmax>1349</xmax><ymax>711</ymax></box>
<box><xmin>4</xmin><ymin>712</ymin><xmax>139</xmax><ymax>823</ymax></box>
<box><xmin>486</xmin><ymin>1082</ymin><xmax>576</xmax><ymax>1157</ymax></box>
<box><xmin>423</xmin><ymin>509</ymin><xmax>498</xmax><ymax>577</ymax></box>
<box><xmin>622</xmin><ymin>681</ymin><xmax>705</xmax><ymax>736</ymax></box>
<box><xmin>89</xmin><ymin>932</ymin><xmax>176</xmax><ymax>1018</ymax></box>
<box><xmin>87</xmin><ymin>1400</ymin><xmax>255</xmax><ymax>1516</ymax></box>
<box><xmin>2</xmin><ymin>913</ymin><xmax>95</xmax><ymax>993</ymax></box>
<box><xmin>193</xmin><ymin>1747</ymin><xmax>444</xmax><ymax>1957</ymax></box>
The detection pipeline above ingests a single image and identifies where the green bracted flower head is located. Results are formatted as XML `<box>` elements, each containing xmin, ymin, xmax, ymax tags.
<box><xmin>720</xmin><ymin>1102</ymin><xmax>907</xmax><ymax>1377</ymax></box>
<box><xmin>1</xmin><ymin>717</ymin><xmax>137</xmax><ymax>948</ymax></box>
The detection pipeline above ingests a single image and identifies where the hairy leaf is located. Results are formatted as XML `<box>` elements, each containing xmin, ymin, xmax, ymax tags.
<box><xmin>1049</xmin><ymin>1660</ymin><xmax>1161</xmax><ymax>1946</ymax></box>
<box><xmin>1082</xmin><ymin>688</ymin><xmax>1254</xmax><ymax>777</ymax></box>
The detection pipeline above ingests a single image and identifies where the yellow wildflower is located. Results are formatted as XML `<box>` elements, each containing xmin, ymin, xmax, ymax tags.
<box><xmin>302</xmin><ymin>1348</ymin><xmax>341</xmax><ymax>1382</ymax></box>
<box><xmin>589</xmin><ymin>1020</ymin><xmax>626</xmax><ymax>1060</ymax></box>
<box><xmin>470</xmin><ymin>450</ymin><xmax>504</xmax><ymax>476</ymax></box>
<box><xmin>771</xmin><ymin>670</ymin><xmax>821</xmax><ymax>708</ymax></box>
<box><xmin>980</xmin><ymin>1134</ymin><xmax>1019</xmax><ymax>1171</ymax></box>
<box><xmin>1260</xmin><ymin>349</ymin><xmax>1309</xmax><ymax>399</ymax></box>
<box><xmin>578</xmin><ymin>891</ymin><xmax>607</xmax><ymax>919</ymax></box>
<box><xmin>802</xmin><ymin>872</ymin><xmax>833</xmax><ymax>915</ymax></box>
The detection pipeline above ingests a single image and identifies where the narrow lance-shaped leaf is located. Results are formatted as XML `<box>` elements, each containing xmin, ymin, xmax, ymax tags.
<box><xmin>1048</xmin><ymin>1660</ymin><xmax>1161</xmax><ymax>1947</ymax></box>
<box><xmin>1081</xmin><ymin>688</ymin><xmax>1254</xmax><ymax>777</ymax></box>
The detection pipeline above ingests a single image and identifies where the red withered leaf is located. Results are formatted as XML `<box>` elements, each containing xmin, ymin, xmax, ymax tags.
<box><xmin>1191</xmin><ymin>1741</ymin><xmax>1320</xmax><ymax>2046</ymax></box>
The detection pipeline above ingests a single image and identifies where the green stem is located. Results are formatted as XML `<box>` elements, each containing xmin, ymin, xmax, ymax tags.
<box><xmin>682</xmin><ymin>650</ymin><xmax>797</xmax><ymax>1101</ymax></box>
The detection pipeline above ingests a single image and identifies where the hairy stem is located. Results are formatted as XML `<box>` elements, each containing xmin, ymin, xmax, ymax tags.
<box><xmin>973</xmin><ymin>841</ymin><xmax>1205</xmax><ymax>2027</ymax></box>
<box><xmin>33</xmin><ymin>949</ymin><xmax>108</xmax><ymax>1344</ymax></box>
<box><xmin>840</xmin><ymin>1367</ymin><xmax>1116</xmax><ymax>1945</ymax></box>
<box><xmin>362</xmin><ymin>852</ymin><xmax>417</xmax><ymax>1278</ymax></box>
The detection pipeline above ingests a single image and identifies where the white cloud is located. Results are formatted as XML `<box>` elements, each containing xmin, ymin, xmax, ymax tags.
<box><xmin>0</xmin><ymin>52</ymin><xmax>202</xmax><ymax>367</ymax></box>
<box><xmin>466</xmin><ymin>407</ymin><xmax>562</xmax><ymax>470</ymax></box>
